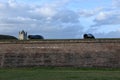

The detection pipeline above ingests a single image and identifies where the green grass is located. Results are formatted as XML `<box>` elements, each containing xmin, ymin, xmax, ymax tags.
<box><xmin>0</xmin><ymin>67</ymin><xmax>120</xmax><ymax>80</ymax></box>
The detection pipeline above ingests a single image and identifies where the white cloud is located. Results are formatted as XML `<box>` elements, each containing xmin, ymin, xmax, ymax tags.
<box><xmin>8</xmin><ymin>0</ymin><xmax>17</xmax><ymax>8</ymax></box>
<box><xmin>31</xmin><ymin>6</ymin><xmax>57</xmax><ymax>19</ymax></box>
<box><xmin>88</xmin><ymin>0</ymin><xmax>120</xmax><ymax>27</ymax></box>
<box><xmin>92</xmin><ymin>10</ymin><xmax>120</xmax><ymax>27</ymax></box>
<box><xmin>0</xmin><ymin>3</ymin><xmax>5</xmax><ymax>8</ymax></box>
<box><xmin>79</xmin><ymin>7</ymin><xmax>103</xmax><ymax>17</ymax></box>
<box><xmin>53</xmin><ymin>10</ymin><xmax>79</xmax><ymax>23</ymax></box>
<box><xmin>0</xmin><ymin>0</ymin><xmax>83</xmax><ymax>39</ymax></box>
<box><xmin>112</xmin><ymin>0</ymin><xmax>120</xmax><ymax>8</ymax></box>
<box><xmin>95</xmin><ymin>12</ymin><xmax>107</xmax><ymax>21</ymax></box>
<box><xmin>94</xmin><ymin>30</ymin><xmax>120</xmax><ymax>38</ymax></box>
<box><xmin>75</xmin><ymin>0</ymin><xmax>120</xmax><ymax>33</ymax></box>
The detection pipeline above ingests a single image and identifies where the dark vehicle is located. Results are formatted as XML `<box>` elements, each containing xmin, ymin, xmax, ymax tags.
<box><xmin>28</xmin><ymin>35</ymin><xmax>44</xmax><ymax>39</ymax></box>
<box><xmin>83</xmin><ymin>34</ymin><xmax>95</xmax><ymax>39</ymax></box>
<box><xmin>0</xmin><ymin>35</ymin><xmax>17</xmax><ymax>40</ymax></box>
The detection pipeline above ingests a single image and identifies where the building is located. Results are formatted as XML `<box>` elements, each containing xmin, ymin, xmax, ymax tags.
<box><xmin>18</xmin><ymin>30</ymin><xmax>27</xmax><ymax>40</ymax></box>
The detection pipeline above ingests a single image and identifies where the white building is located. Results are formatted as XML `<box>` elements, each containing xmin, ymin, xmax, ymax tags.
<box><xmin>18</xmin><ymin>30</ymin><xmax>27</xmax><ymax>40</ymax></box>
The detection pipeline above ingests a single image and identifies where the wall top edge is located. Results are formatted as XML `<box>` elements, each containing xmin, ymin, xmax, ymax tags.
<box><xmin>0</xmin><ymin>39</ymin><xmax>120</xmax><ymax>44</ymax></box>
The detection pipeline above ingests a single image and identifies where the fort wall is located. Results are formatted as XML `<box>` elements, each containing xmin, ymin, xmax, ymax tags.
<box><xmin>0</xmin><ymin>39</ymin><xmax>120</xmax><ymax>68</ymax></box>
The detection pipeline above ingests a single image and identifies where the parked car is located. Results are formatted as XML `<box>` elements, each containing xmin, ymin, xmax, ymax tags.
<box><xmin>83</xmin><ymin>34</ymin><xmax>95</xmax><ymax>39</ymax></box>
<box><xmin>28</xmin><ymin>35</ymin><xmax>44</xmax><ymax>39</ymax></box>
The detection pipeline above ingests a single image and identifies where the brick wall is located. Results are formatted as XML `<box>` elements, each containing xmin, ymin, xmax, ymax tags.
<box><xmin>0</xmin><ymin>39</ymin><xmax>120</xmax><ymax>68</ymax></box>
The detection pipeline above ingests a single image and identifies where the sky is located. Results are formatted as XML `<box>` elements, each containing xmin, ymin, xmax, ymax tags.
<box><xmin>0</xmin><ymin>0</ymin><xmax>120</xmax><ymax>39</ymax></box>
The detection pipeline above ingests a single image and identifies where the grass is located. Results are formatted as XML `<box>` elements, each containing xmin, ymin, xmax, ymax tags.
<box><xmin>0</xmin><ymin>67</ymin><xmax>120</xmax><ymax>80</ymax></box>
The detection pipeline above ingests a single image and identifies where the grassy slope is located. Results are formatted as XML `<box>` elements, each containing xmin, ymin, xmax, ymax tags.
<box><xmin>0</xmin><ymin>67</ymin><xmax>120</xmax><ymax>80</ymax></box>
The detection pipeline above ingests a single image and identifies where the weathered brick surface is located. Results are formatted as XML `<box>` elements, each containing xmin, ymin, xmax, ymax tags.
<box><xmin>0</xmin><ymin>40</ymin><xmax>120</xmax><ymax>68</ymax></box>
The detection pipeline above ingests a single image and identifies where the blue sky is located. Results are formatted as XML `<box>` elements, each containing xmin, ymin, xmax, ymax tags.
<box><xmin>0</xmin><ymin>0</ymin><xmax>120</xmax><ymax>39</ymax></box>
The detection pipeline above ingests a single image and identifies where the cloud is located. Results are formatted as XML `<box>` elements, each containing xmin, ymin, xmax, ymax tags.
<box><xmin>52</xmin><ymin>9</ymin><xmax>79</xmax><ymax>23</ymax></box>
<box><xmin>79</xmin><ymin>7</ymin><xmax>103</xmax><ymax>17</ymax></box>
<box><xmin>89</xmin><ymin>0</ymin><xmax>120</xmax><ymax>27</ymax></box>
<box><xmin>112</xmin><ymin>0</ymin><xmax>120</xmax><ymax>8</ymax></box>
<box><xmin>94</xmin><ymin>30</ymin><xmax>120</xmax><ymax>38</ymax></box>
<box><xmin>0</xmin><ymin>0</ymin><xmax>83</xmax><ymax>39</ymax></box>
<box><xmin>92</xmin><ymin>10</ymin><xmax>120</xmax><ymax>27</ymax></box>
<box><xmin>8</xmin><ymin>0</ymin><xmax>17</xmax><ymax>8</ymax></box>
<box><xmin>33</xmin><ymin>7</ymin><xmax>56</xmax><ymax>18</ymax></box>
<box><xmin>75</xmin><ymin>0</ymin><xmax>120</xmax><ymax>29</ymax></box>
